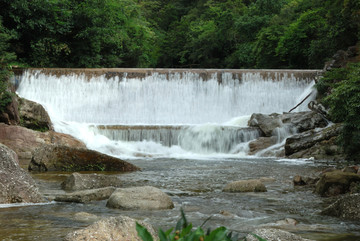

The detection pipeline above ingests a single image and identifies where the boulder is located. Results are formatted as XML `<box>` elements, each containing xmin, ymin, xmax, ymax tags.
<box><xmin>61</xmin><ymin>172</ymin><xmax>122</xmax><ymax>191</ymax></box>
<box><xmin>321</xmin><ymin>193</ymin><xmax>360</xmax><ymax>220</ymax></box>
<box><xmin>55</xmin><ymin>187</ymin><xmax>116</xmax><ymax>203</ymax></box>
<box><xmin>248</xmin><ymin>113</ymin><xmax>282</xmax><ymax>137</ymax></box>
<box><xmin>107</xmin><ymin>186</ymin><xmax>174</xmax><ymax>210</ymax></box>
<box><xmin>223</xmin><ymin>179</ymin><xmax>267</xmax><ymax>192</ymax></box>
<box><xmin>281</xmin><ymin>111</ymin><xmax>327</xmax><ymax>133</ymax></box>
<box><xmin>29</xmin><ymin>144</ymin><xmax>140</xmax><ymax>172</ymax></box>
<box><xmin>65</xmin><ymin>216</ymin><xmax>158</xmax><ymax>241</ymax></box>
<box><xmin>245</xmin><ymin>228</ymin><xmax>313</xmax><ymax>241</ymax></box>
<box><xmin>0</xmin><ymin>143</ymin><xmax>44</xmax><ymax>203</ymax></box>
<box><xmin>248</xmin><ymin>111</ymin><xmax>327</xmax><ymax>138</ymax></box>
<box><xmin>0</xmin><ymin>123</ymin><xmax>85</xmax><ymax>167</ymax></box>
<box><xmin>315</xmin><ymin>170</ymin><xmax>360</xmax><ymax>197</ymax></box>
<box><xmin>285</xmin><ymin>124</ymin><xmax>343</xmax><ymax>157</ymax></box>
<box><xmin>18</xmin><ymin>97</ymin><xmax>53</xmax><ymax>131</ymax></box>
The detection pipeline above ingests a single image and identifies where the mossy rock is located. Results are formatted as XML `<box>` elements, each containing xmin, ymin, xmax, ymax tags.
<box><xmin>315</xmin><ymin>170</ymin><xmax>360</xmax><ymax>196</ymax></box>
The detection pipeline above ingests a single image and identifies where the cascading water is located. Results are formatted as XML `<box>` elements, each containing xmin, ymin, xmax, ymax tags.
<box><xmin>15</xmin><ymin>68</ymin><xmax>318</xmax><ymax>159</ymax></box>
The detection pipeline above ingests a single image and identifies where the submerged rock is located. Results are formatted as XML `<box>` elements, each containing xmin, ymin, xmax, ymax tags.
<box><xmin>61</xmin><ymin>172</ymin><xmax>122</xmax><ymax>191</ymax></box>
<box><xmin>223</xmin><ymin>179</ymin><xmax>267</xmax><ymax>192</ymax></box>
<box><xmin>0</xmin><ymin>143</ymin><xmax>44</xmax><ymax>203</ymax></box>
<box><xmin>321</xmin><ymin>193</ymin><xmax>360</xmax><ymax>220</ymax></box>
<box><xmin>55</xmin><ymin>187</ymin><xmax>116</xmax><ymax>203</ymax></box>
<box><xmin>65</xmin><ymin>216</ymin><xmax>158</xmax><ymax>241</ymax></box>
<box><xmin>18</xmin><ymin>97</ymin><xmax>53</xmax><ymax>131</ymax></box>
<box><xmin>245</xmin><ymin>228</ymin><xmax>313</xmax><ymax>241</ymax></box>
<box><xmin>29</xmin><ymin>144</ymin><xmax>140</xmax><ymax>172</ymax></box>
<box><xmin>0</xmin><ymin>123</ymin><xmax>85</xmax><ymax>167</ymax></box>
<box><xmin>315</xmin><ymin>170</ymin><xmax>360</xmax><ymax>197</ymax></box>
<box><xmin>107</xmin><ymin>186</ymin><xmax>174</xmax><ymax>210</ymax></box>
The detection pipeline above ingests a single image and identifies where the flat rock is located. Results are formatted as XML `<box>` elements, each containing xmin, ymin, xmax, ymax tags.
<box><xmin>321</xmin><ymin>193</ymin><xmax>360</xmax><ymax>220</ymax></box>
<box><xmin>61</xmin><ymin>172</ymin><xmax>122</xmax><ymax>191</ymax></box>
<box><xmin>29</xmin><ymin>144</ymin><xmax>140</xmax><ymax>172</ymax></box>
<box><xmin>0</xmin><ymin>143</ymin><xmax>45</xmax><ymax>203</ymax></box>
<box><xmin>223</xmin><ymin>179</ymin><xmax>267</xmax><ymax>192</ymax></box>
<box><xmin>315</xmin><ymin>170</ymin><xmax>360</xmax><ymax>196</ymax></box>
<box><xmin>55</xmin><ymin>187</ymin><xmax>116</xmax><ymax>203</ymax></box>
<box><xmin>65</xmin><ymin>216</ymin><xmax>158</xmax><ymax>241</ymax></box>
<box><xmin>107</xmin><ymin>186</ymin><xmax>174</xmax><ymax>210</ymax></box>
<box><xmin>245</xmin><ymin>228</ymin><xmax>313</xmax><ymax>241</ymax></box>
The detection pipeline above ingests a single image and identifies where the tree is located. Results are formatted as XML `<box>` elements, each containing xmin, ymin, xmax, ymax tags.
<box><xmin>0</xmin><ymin>19</ymin><xmax>16</xmax><ymax>113</ymax></box>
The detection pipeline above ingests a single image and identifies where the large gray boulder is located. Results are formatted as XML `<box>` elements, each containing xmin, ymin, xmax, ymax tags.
<box><xmin>65</xmin><ymin>216</ymin><xmax>158</xmax><ymax>241</ymax></box>
<box><xmin>18</xmin><ymin>97</ymin><xmax>53</xmax><ymax>131</ymax></box>
<box><xmin>223</xmin><ymin>179</ymin><xmax>267</xmax><ymax>192</ymax></box>
<box><xmin>61</xmin><ymin>172</ymin><xmax>122</xmax><ymax>191</ymax></box>
<box><xmin>0</xmin><ymin>143</ymin><xmax>44</xmax><ymax>203</ymax></box>
<box><xmin>248</xmin><ymin>113</ymin><xmax>283</xmax><ymax>137</ymax></box>
<box><xmin>29</xmin><ymin>144</ymin><xmax>140</xmax><ymax>172</ymax></box>
<box><xmin>55</xmin><ymin>187</ymin><xmax>116</xmax><ymax>203</ymax></box>
<box><xmin>245</xmin><ymin>228</ymin><xmax>313</xmax><ymax>241</ymax></box>
<box><xmin>321</xmin><ymin>193</ymin><xmax>360</xmax><ymax>220</ymax></box>
<box><xmin>107</xmin><ymin>186</ymin><xmax>174</xmax><ymax>210</ymax></box>
<box><xmin>248</xmin><ymin>111</ymin><xmax>327</xmax><ymax>138</ymax></box>
<box><xmin>285</xmin><ymin>124</ymin><xmax>343</xmax><ymax>157</ymax></box>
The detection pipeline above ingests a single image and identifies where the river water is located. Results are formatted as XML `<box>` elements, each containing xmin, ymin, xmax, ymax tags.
<box><xmin>4</xmin><ymin>68</ymin><xmax>359</xmax><ymax>240</ymax></box>
<box><xmin>1</xmin><ymin>157</ymin><xmax>359</xmax><ymax>240</ymax></box>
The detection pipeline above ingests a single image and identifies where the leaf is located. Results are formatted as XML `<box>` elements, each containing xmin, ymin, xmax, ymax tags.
<box><xmin>136</xmin><ymin>222</ymin><xmax>154</xmax><ymax>241</ymax></box>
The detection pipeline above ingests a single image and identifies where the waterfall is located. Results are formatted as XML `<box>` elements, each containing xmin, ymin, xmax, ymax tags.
<box><xmin>15</xmin><ymin>68</ymin><xmax>319</xmax><ymax>159</ymax></box>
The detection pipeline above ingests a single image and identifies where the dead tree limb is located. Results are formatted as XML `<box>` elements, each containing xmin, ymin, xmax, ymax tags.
<box><xmin>288</xmin><ymin>92</ymin><xmax>312</xmax><ymax>113</ymax></box>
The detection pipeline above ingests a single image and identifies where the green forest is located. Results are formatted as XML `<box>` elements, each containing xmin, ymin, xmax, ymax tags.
<box><xmin>0</xmin><ymin>0</ymin><xmax>359</xmax><ymax>69</ymax></box>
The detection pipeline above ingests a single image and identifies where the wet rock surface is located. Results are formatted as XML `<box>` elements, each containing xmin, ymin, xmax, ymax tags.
<box><xmin>223</xmin><ymin>179</ymin><xmax>267</xmax><ymax>192</ymax></box>
<box><xmin>65</xmin><ymin>215</ymin><xmax>158</xmax><ymax>241</ymax></box>
<box><xmin>107</xmin><ymin>186</ymin><xmax>174</xmax><ymax>210</ymax></box>
<box><xmin>321</xmin><ymin>193</ymin><xmax>360</xmax><ymax>220</ymax></box>
<box><xmin>0</xmin><ymin>143</ymin><xmax>44</xmax><ymax>203</ymax></box>
<box><xmin>285</xmin><ymin>123</ymin><xmax>344</xmax><ymax>159</ymax></box>
<box><xmin>245</xmin><ymin>228</ymin><xmax>313</xmax><ymax>241</ymax></box>
<box><xmin>55</xmin><ymin>187</ymin><xmax>116</xmax><ymax>203</ymax></box>
<box><xmin>61</xmin><ymin>172</ymin><xmax>122</xmax><ymax>191</ymax></box>
<box><xmin>29</xmin><ymin>144</ymin><xmax>140</xmax><ymax>172</ymax></box>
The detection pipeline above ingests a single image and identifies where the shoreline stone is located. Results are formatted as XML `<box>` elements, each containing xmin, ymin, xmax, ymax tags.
<box><xmin>107</xmin><ymin>186</ymin><xmax>174</xmax><ymax>210</ymax></box>
<box><xmin>223</xmin><ymin>179</ymin><xmax>267</xmax><ymax>193</ymax></box>
<box><xmin>0</xmin><ymin>143</ymin><xmax>45</xmax><ymax>203</ymax></box>
<box><xmin>65</xmin><ymin>216</ymin><xmax>158</xmax><ymax>241</ymax></box>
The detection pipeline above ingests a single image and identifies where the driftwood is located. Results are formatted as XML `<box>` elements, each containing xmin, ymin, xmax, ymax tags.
<box><xmin>288</xmin><ymin>92</ymin><xmax>312</xmax><ymax>113</ymax></box>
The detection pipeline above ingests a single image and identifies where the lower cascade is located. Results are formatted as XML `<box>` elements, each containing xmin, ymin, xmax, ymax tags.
<box><xmin>15</xmin><ymin>68</ymin><xmax>319</xmax><ymax>159</ymax></box>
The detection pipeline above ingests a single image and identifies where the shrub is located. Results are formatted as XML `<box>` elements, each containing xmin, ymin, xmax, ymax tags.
<box><xmin>317</xmin><ymin>63</ymin><xmax>360</xmax><ymax>161</ymax></box>
<box><xmin>136</xmin><ymin>209</ymin><xmax>266</xmax><ymax>241</ymax></box>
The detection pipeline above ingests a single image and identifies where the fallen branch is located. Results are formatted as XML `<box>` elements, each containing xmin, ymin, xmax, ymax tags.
<box><xmin>288</xmin><ymin>92</ymin><xmax>312</xmax><ymax>113</ymax></box>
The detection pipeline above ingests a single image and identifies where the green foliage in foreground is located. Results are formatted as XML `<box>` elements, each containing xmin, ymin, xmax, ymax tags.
<box><xmin>316</xmin><ymin>63</ymin><xmax>360</xmax><ymax>161</ymax></box>
<box><xmin>136</xmin><ymin>209</ymin><xmax>266</xmax><ymax>241</ymax></box>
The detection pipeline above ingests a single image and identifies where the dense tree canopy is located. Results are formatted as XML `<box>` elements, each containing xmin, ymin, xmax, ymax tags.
<box><xmin>0</xmin><ymin>0</ymin><xmax>359</xmax><ymax>68</ymax></box>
